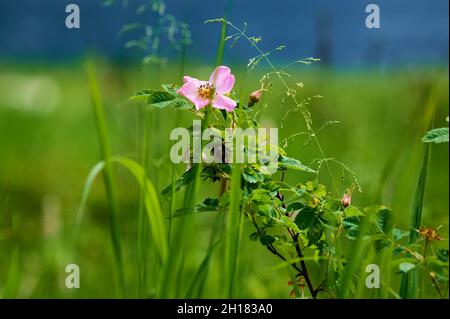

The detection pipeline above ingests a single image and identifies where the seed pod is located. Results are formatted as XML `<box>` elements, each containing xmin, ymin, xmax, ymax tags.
<box><xmin>248</xmin><ymin>89</ymin><xmax>263</xmax><ymax>107</ymax></box>
<box><xmin>341</xmin><ymin>193</ymin><xmax>351</xmax><ymax>208</ymax></box>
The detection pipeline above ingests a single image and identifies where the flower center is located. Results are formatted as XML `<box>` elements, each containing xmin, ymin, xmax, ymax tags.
<box><xmin>197</xmin><ymin>83</ymin><xmax>215</xmax><ymax>99</ymax></box>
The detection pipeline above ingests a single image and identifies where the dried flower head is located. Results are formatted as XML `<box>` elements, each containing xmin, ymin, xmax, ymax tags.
<box><xmin>418</xmin><ymin>226</ymin><xmax>442</xmax><ymax>241</ymax></box>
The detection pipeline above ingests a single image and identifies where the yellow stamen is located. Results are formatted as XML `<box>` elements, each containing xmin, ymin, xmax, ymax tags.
<box><xmin>197</xmin><ymin>83</ymin><xmax>215</xmax><ymax>99</ymax></box>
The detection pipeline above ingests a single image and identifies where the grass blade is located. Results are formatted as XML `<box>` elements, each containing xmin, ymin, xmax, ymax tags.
<box><xmin>74</xmin><ymin>161</ymin><xmax>105</xmax><ymax>236</ymax></box>
<box><xmin>399</xmin><ymin>143</ymin><xmax>431</xmax><ymax>299</ymax></box>
<box><xmin>87</xmin><ymin>58</ymin><xmax>126</xmax><ymax>297</ymax></box>
<box><xmin>110</xmin><ymin>156</ymin><xmax>168</xmax><ymax>263</ymax></box>
<box><xmin>223</xmin><ymin>163</ymin><xmax>243</xmax><ymax>298</ymax></box>
<box><xmin>136</xmin><ymin>107</ymin><xmax>150</xmax><ymax>298</ymax></box>
<box><xmin>186</xmin><ymin>239</ymin><xmax>222</xmax><ymax>298</ymax></box>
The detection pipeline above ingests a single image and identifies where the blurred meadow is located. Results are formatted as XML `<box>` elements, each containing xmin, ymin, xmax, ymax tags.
<box><xmin>0</xmin><ymin>0</ymin><xmax>448</xmax><ymax>298</ymax></box>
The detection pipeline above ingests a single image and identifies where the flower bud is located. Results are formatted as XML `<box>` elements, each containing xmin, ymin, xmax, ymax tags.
<box><xmin>248</xmin><ymin>89</ymin><xmax>263</xmax><ymax>107</ymax></box>
<box><xmin>341</xmin><ymin>193</ymin><xmax>351</xmax><ymax>208</ymax></box>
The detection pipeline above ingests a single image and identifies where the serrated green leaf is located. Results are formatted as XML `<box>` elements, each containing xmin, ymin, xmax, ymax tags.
<box><xmin>257</xmin><ymin>204</ymin><xmax>276</xmax><ymax>217</ymax></box>
<box><xmin>242</xmin><ymin>166</ymin><xmax>264</xmax><ymax>184</ymax></box>
<box><xmin>278</xmin><ymin>215</ymin><xmax>301</xmax><ymax>233</ymax></box>
<box><xmin>422</xmin><ymin>127</ymin><xmax>449</xmax><ymax>143</ymax></box>
<box><xmin>294</xmin><ymin>207</ymin><xmax>317</xmax><ymax>230</ymax></box>
<box><xmin>392</xmin><ymin>228</ymin><xmax>409</xmax><ymax>242</ymax></box>
<box><xmin>375</xmin><ymin>208</ymin><xmax>393</xmax><ymax>234</ymax></box>
<box><xmin>162</xmin><ymin>167</ymin><xmax>195</xmax><ymax>196</ymax></box>
<box><xmin>249</xmin><ymin>232</ymin><xmax>259</xmax><ymax>241</ymax></box>
<box><xmin>437</xmin><ymin>249</ymin><xmax>449</xmax><ymax>263</ymax></box>
<box><xmin>279</xmin><ymin>156</ymin><xmax>316</xmax><ymax>173</ymax></box>
<box><xmin>130</xmin><ymin>89</ymin><xmax>153</xmax><ymax>100</ymax></box>
<box><xmin>307</xmin><ymin>222</ymin><xmax>323</xmax><ymax>245</ymax></box>
<box><xmin>161</xmin><ymin>84</ymin><xmax>178</xmax><ymax>95</ymax></box>
<box><xmin>174</xmin><ymin>197</ymin><xmax>220</xmax><ymax>216</ymax></box>
<box><xmin>286</xmin><ymin>202</ymin><xmax>304</xmax><ymax>213</ymax></box>
<box><xmin>249</xmin><ymin>189</ymin><xmax>273</xmax><ymax>204</ymax></box>
<box><xmin>130</xmin><ymin>88</ymin><xmax>182</xmax><ymax>109</ymax></box>
<box><xmin>342</xmin><ymin>216</ymin><xmax>360</xmax><ymax>239</ymax></box>
<box><xmin>260</xmin><ymin>234</ymin><xmax>275</xmax><ymax>246</ymax></box>
<box><xmin>344</xmin><ymin>206</ymin><xmax>364</xmax><ymax>217</ymax></box>
<box><xmin>147</xmin><ymin>91</ymin><xmax>177</xmax><ymax>104</ymax></box>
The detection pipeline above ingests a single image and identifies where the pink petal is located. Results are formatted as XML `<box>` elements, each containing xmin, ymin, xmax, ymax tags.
<box><xmin>209</xmin><ymin>66</ymin><xmax>235</xmax><ymax>94</ymax></box>
<box><xmin>183</xmin><ymin>75</ymin><xmax>201</xmax><ymax>86</ymax></box>
<box><xmin>191</xmin><ymin>96</ymin><xmax>210</xmax><ymax>110</ymax></box>
<box><xmin>178</xmin><ymin>78</ymin><xmax>212</xmax><ymax>110</ymax></box>
<box><xmin>177</xmin><ymin>81</ymin><xmax>198</xmax><ymax>100</ymax></box>
<box><xmin>212</xmin><ymin>94</ymin><xmax>237</xmax><ymax>112</ymax></box>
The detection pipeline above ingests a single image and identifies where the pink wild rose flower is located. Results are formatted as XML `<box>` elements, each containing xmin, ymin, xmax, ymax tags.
<box><xmin>177</xmin><ymin>66</ymin><xmax>237</xmax><ymax>112</ymax></box>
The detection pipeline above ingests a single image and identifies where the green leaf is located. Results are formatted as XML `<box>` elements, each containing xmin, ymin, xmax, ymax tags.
<box><xmin>279</xmin><ymin>156</ymin><xmax>316</xmax><ymax>173</ymax></box>
<box><xmin>392</xmin><ymin>228</ymin><xmax>409</xmax><ymax>242</ymax></box>
<box><xmin>257</xmin><ymin>204</ymin><xmax>277</xmax><ymax>217</ymax></box>
<box><xmin>286</xmin><ymin>202</ymin><xmax>304</xmax><ymax>213</ymax></box>
<box><xmin>147</xmin><ymin>91</ymin><xmax>177</xmax><ymax>105</ymax></box>
<box><xmin>421</xmin><ymin>127</ymin><xmax>449</xmax><ymax>143</ymax></box>
<box><xmin>342</xmin><ymin>216</ymin><xmax>360</xmax><ymax>239</ymax></box>
<box><xmin>278</xmin><ymin>215</ymin><xmax>301</xmax><ymax>233</ymax></box>
<box><xmin>344</xmin><ymin>206</ymin><xmax>364</xmax><ymax>218</ymax></box>
<box><xmin>260</xmin><ymin>234</ymin><xmax>275</xmax><ymax>246</ymax></box>
<box><xmin>437</xmin><ymin>249</ymin><xmax>449</xmax><ymax>263</ymax></box>
<box><xmin>249</xmin><ymin>189</ymin><xmax>273</xmax><ymax>204</ymax></box>
<box><xmin>242</xmin><ymin>166</ymin><xmax>264</xmax><ymax>184</ymax></box>
<box><xmin>130</xmin><ymin>86</ymin><xmax>191</xmax><ymax>109</ymax></box>
<box><xmin>167</xmin><ymin>98</ymin><xmax>193</xmax><ymax>110</ymax></box>
<box><xmin>427</xmin><ymin>256</ymin><xmax>449</xmax><ymax>281</ymax></box>
<box><xmin>294</xmin><ymin>207</ymin><xmax>317</xmax><ymax>230</ymax></box>
<box><xmin>307</xmin><ymin>222</ymin><xmax>323</xmax><ymax>245</ymax></box>
<box><xmin>304</xmin><ymin>181</ymin><xmax>327</xmax><ymax>198</ymax></box>
<box><xmin>130</xmin><ymin>89</ymin><xmax>154</xmax><ymax>101</ymax></box>
<box><xmin>162</xmin><ymin>168</ymin><xmax>196</xmax><ymax>196</ymax></box>
<box><xmin>173</xmin><ymin>198</ymin><xmax>220</xmax><ymax>217</ymax></box>
<box><xmin>249</xmin><ymin>232</ymin><xmax>259</xmax><ymax>241</ymax></box>
<box><xmin>374</xmin><ymin>208</ymin><xmax>393</xmax><ymax>234</ymax></box>
<box><xmin>399</xmin><ymin>262</ymin><xmax>416</xmax><ymax>274</ymax></box>
<box><xmin>161</xmin><ymin>84</ymin><xmax>178</xmax><ymax>95</ymax></box>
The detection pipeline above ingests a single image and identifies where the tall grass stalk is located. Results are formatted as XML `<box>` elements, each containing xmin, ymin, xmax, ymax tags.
<box><xmin>399</xmin><ymin>143</ymin><xmax>431</xmax><ymax>299</ymax></box>
<box><xmin>87</xmin><ymin>58</ymin><xmax>126</xmax><ymax>297</ymax></box>
<box><xmin>159</xmin><ymin>110</ymin><xmax>209</xmax><ymax>297</ymax></box>
<box><xmin>399</xmin><ymin>85</ymin><xmax>436</xmax><ymax>299</ymax></box>
<box><xmin>223</xmin><ymin>163</ymin><xmax>243</xmax><ymax>298</ymax></box>
<box><xmin>136</xmin><ymin>106</ymin><xmax>150</xmax><ymax>298</ymax></box>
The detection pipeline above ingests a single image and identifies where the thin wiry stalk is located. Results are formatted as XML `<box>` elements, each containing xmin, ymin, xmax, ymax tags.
<box><xmin>218</xmin><ymin>20</ymin><xmax>341</xmax><ymax>197</ymax></box>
